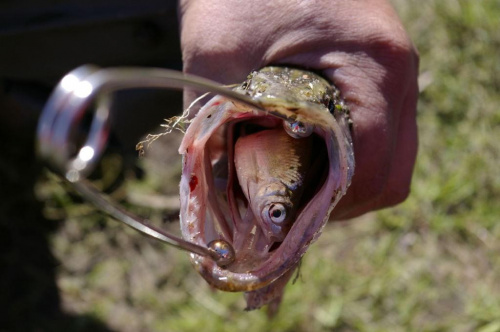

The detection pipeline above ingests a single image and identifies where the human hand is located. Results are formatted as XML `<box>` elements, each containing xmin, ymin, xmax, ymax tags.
<box><xmin>179</xmin><ymin>0</ymin><xmax>419</xmax><ymax>219</ymax></box>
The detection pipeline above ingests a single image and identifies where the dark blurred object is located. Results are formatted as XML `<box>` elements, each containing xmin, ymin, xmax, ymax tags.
<box><xmin>1</xmin><ymin>0</ymin><xmax>183</xmax><ymax>145</ymax></box>
<box><xmin>0</xmin><ymin>1</ymin><xmax>182</xmax><ymax>331</ymax></box>
<box><xmin>0</xmin><ymin>0</ymin><xmax>181</xmax><ymax>85</ymax></box>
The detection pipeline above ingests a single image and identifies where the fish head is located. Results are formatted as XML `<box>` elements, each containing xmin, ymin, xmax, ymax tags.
<box><xmin>178</xmin><ymin>66</ymin><xmax>354</xmax><ymax>307</ymax></box>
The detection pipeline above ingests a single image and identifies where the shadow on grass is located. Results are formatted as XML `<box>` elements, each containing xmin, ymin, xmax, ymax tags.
<box><xmin>0</xmin><ymin>89</ymin><xmax>114</xmax><ymax>332</ymax></box>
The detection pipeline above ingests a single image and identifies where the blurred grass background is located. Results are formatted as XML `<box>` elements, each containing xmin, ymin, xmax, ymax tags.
<box><xmin>30</xmin><ymin>0</ymin><xmax>500</xmax><ymax>331</ymax></box>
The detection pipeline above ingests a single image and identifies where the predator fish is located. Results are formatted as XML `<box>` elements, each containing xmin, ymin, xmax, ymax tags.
<box><xmin>179</xmin><ymin>66</ymin><xmax>354</xmax><ymax>313</ymax></box>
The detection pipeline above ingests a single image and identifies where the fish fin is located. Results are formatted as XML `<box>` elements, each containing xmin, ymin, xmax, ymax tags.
<box><xmin>243</xmin><ymin>264</ymin><xmax>297</xmax><ymax>315</ymax></box>
<box><xmin>266</xmin><ymin>296</ymin><xmax>283</xmax><ymax>319</ymax></box>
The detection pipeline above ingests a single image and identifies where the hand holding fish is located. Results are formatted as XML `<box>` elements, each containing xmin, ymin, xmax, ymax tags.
<box><xmin>180</xmin><ymin>0</ymin><xmax>419</xmax><ymax>219</ymax></box>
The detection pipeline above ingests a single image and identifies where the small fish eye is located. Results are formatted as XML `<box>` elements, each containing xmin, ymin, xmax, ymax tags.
<box><xmin>268</xmin><ymin>203</ymin><xmax>287</xmax><ymax>224</ymax></box>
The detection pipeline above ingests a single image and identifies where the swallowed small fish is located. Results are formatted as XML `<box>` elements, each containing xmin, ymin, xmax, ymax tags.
<box><xmin>179</xmin><ymin>66</ymin><xmax>354</xmax><ymax>313</ymax></box>
<box><xmin>234</xmin><ymin>127</ymin><xmax>312</xmax><ymax>244</ymax></box>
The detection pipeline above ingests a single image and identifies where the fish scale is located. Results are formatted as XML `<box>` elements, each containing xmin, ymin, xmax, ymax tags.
<box><xmin>234</xmin><ymin>127</ymin><xmax>312</xmax><ymax>192</ymax></box>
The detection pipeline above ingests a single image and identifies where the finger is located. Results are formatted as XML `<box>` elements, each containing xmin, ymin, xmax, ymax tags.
<box><xmin>333</xmin><ymin>49</ymin><xmax>419</xmax><ymax>219</ymax></box>
<box><xmin>375</xmin><ymin>50</ymin><xmax>419</xmax><ymax>208</ymax></box>
<box><xmin>324</xmin><ymin>56</ymin><xmax>394</xmax><ymax>219</ymax></box>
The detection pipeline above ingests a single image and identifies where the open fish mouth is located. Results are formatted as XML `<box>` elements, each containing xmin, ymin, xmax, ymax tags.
<box><xmin>179</xmin><ymin>67</ymin><xmax>354</xmax><ymax>300</ymax></box>
<box><xmin>189</xmin><ymin>117</ymin><xmax>327</xmax><ymax>271</ymax></box>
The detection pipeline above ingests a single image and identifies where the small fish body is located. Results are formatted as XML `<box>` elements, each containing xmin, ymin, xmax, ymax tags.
<box><xmin>179</xmin><ymin>66</ymin><xmax>354</xmax><ymax>312</ymax></box>
<box><xmin>234</xmin><ymin>126</ymin><xmax>313</xmax><ymax>244</ymax></box>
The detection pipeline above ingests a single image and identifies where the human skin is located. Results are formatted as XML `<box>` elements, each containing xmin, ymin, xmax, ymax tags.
<box><xmin>179</xmin><ymin>0</ymin><xmax>419</xmax><ymax>219</ymax></box>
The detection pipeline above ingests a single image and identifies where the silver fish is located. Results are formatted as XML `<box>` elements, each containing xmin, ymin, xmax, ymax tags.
<box><xmin>234</xmin><ymin>127</ymin><xmax>312</xmax><ymax>244</ymax></box>
<box><xmin>179</xmin><ymin>66</ymin><xmax>354</xmax><ymax>312</ymax></box>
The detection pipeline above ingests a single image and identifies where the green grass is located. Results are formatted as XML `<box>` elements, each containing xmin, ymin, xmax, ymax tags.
<box><xmin>38</xmin><ymin>0</ymin><xmax>500</xmax><ymax>330</ymax></box>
